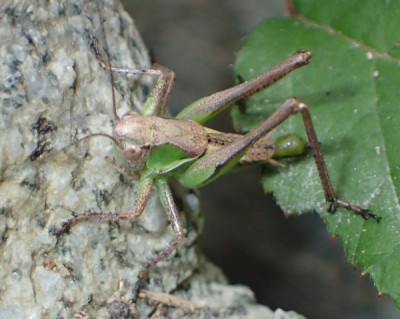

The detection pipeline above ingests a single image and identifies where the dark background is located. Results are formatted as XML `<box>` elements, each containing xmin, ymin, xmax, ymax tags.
<box><xmin>123</xmin><ymin>1</ymin><xmax>397</xmax><ymax>318</ymax></box>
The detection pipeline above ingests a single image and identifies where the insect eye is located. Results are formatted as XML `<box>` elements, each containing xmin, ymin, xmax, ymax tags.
<box><xmin>123</xmin><ymin>145</ymin><xmax>150</xmax><ymax>167</ymax></box>
<box><xmin>124</xmin><ymin>146</ymin><xmax>142</xmax><ymax>160</ymax></box>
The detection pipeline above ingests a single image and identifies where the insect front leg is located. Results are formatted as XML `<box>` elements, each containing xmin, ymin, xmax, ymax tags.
<box><xmin>131</xmin><ymin>177</ymin><xmax>184</xmax><ymax>301</ymax></box>
<box><xmin>92</xmin><ymin>41</ymin><xmax>175</xmax><ymax>117</ymax></box>
<box><xmin>105</xmin><ymin>64</ymin><xmax>175</xmax><ymax>117</ymax></box>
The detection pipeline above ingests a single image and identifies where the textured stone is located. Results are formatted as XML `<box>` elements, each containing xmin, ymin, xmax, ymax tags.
<box><xmin>0</xmin><ymin>0</ymin><xmax>306</xmax><ymax>318</ymax></box>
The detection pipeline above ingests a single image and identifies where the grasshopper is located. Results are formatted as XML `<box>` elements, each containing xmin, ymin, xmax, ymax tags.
<box><xmin>54</xmin><ymin>20</ymin><xmax>380</xmax><ymax>299</ymax></box>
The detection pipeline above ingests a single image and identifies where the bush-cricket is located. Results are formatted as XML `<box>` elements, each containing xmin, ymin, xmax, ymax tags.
<box><xmin>53</xmin><ymin>1</ymin><xmax>381</xmax><ymax>302</ymax></box>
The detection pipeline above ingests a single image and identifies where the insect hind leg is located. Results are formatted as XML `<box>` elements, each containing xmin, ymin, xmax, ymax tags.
<box><xmin>293</xmin><ymin>100</ymin><xmax>381</xmax><ymax>222</ymax></box>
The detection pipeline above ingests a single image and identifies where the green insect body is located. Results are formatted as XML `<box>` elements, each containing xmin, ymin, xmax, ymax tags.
<box><xmin>55</xmin><ymin>49</ymin><xmax>380</xmax><ymax>300</ymax></box>
<box><xmin>113</xmin><ymin>109</ymin><xmax>305</xmax><ymax>185</ymax></box>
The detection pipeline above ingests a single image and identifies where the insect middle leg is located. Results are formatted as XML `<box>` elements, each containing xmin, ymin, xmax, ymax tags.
<box><xmin>54</xmin><ymin>171</ymin><xmax>185</xmax><ymax>301</ymax></box>
<box><xmin>131</xmin><ymin>177</ymin><xmax>184</xmax><ymax>301</ymax></box>
<box><xmin>53</xmin><ymin>172</ymin><xmax>154</xmax><ymax>236</ymax></box>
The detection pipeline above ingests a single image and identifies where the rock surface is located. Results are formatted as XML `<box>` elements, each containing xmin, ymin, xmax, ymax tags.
<box><xmin>0</xmin><ymin>0</ymin><xmax>306</xmax><ymax>318</ymax></box>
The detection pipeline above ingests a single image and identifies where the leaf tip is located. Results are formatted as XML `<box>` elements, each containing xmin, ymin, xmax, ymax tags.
<box><xmin>285</xmin><ymin>0</ymin><xmax>298</xmax><ymax>16</ymax></box>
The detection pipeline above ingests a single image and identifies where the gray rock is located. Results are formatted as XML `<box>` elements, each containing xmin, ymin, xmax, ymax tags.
<box><xmin>0</xmin><ymin>0</ymin><xmax>306</xmax><ymax>318</ymax></box>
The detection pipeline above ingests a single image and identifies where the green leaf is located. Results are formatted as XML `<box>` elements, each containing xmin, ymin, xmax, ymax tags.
<box><xmin>232</xmin><ymin>0</ymin><xmax>400</xmax><ymax>307</ymax></box>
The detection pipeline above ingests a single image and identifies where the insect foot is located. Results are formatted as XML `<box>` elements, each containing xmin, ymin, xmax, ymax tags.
<box><xmin>327</xmin><ymin>198</ymin><xmax>382</xmax><ymax>222</ymax></box>
<box><xmin>131</xmin><ymin>270</ymin><xmax>147</xmax><ymax>303</ymax></box>
<box><xmin>52</xmin><ymin>212</ymin><xmax>119</xmax><ymax>237</ymax></box>
<box><xmin>51</xmin><ymin>220</ymin><xmax>73</xmax><ymax>237</ymax></box>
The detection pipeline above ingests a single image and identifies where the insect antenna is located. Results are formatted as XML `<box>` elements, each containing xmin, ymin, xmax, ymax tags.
<box><xmin>94</xmin><ymin>0</ymin><xmax>120</xmax><ymax>122</ymax></box>
<box><xmin>41</xmin><ymin>132</ymin><xmax>122</xmax><ymax>163</ymax></box>
<box><xmin>73</xmin><ymin>133</ymin><xmax>121</xmax><ymax>147</ymax></box>
<box><xmin>39</xmin><ymin>3</ymin><xmax>127</xmax><ymax>163</ymax></box>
